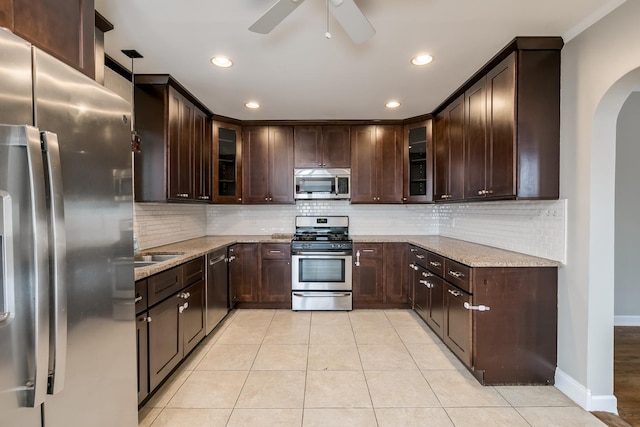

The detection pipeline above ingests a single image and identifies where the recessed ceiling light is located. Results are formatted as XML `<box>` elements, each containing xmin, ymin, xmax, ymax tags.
<box><xmin>210</xmin><ymin>56</ymin><xmax>233</xmax><ymax>68</ymax></box>
<box><xmin>411</xmin><ymin>54</ymin><xmax>433</xmax><ymax>66</ymax></box>
<box><xmin>385</xmin><ymin>100</ymin><xmax>401</xmax><ymax>109</ymax></box>
<box><xmin>245</xmin><ymin>101</ymin><xmax>260</xmax><ymax>109</ymax></box>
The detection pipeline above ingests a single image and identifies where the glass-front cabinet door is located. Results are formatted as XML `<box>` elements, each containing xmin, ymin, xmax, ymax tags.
<box><xmin>403</xmin><ymin>120</ymin><xmax>433</xmax><ymax>203</ymax></box>
<box><xmin>213</xmin><ymin>121</ymin><xmax>242</xmax><ymax>203</ymax></box>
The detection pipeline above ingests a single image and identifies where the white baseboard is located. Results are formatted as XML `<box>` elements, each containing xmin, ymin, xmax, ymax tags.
<box><xmin>614</xmin><ymin>315</ymin><xmax>640</xmax><ymax>326</ymax></box>
<box><xmin>554</xmin><ymin>368</ymin><xmax>618</xmax><ymax>413</ymax></box>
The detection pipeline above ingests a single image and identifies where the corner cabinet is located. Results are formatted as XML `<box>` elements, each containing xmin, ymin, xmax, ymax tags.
<box><xmin>213</xmin><ymin>121</ymin><xmax>242</xmax><ymax>204</ymax></box>
<box><xmin>134</xmin><ymin>75</ymin><xmax>212</xmax><ymax>203</ymax></box>
<box><xmin>242</xmin><ymin>126</ymin><xmax>294</xmax><ymax>204</ymax></box>
<box><xmin>351</xmin><ymin>125</ymin><xmax>404</xmax><ymax>204</ymax></box>
<box><xmin>403</xmin><ymin>120</ymin><xmax>433</xmax><ymax>203</ymax></box>
<box><xmin>413</xmin><ymin>247</ymin><xmax>558</xmax><ymax>385</ymax></box>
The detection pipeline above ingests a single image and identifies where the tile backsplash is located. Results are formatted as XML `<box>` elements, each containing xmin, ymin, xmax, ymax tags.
<box><xmin>135</xmin><ymin>199</ymin><xmax>567</xmax><ymax>263</ymax></box>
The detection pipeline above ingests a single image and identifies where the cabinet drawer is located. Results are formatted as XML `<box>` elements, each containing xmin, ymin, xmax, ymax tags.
<box><xmin>409</xmin><ymin>246</ymin><xmax>428</xmax><ymax>268</ymax></box>
<box><xmin>444</xmin><ymin>259</ymin><xmax>472</xmax><ymax>293</ymax></box>
<box><xmin>426</xmin><ymin>252</ymin><xmax>445</xmax><ymax>276</ymax></box>
<box><xmin>148</xmin><ymin>267</ymin><xmax>182</xmax><ymax>306</ymax></box>
<box><xmin>135</xmin><ymin>279</ymin><xmax>148</xmax><ymax>314</ymax></box>
<box><xmin>182</xmin><ymin>257</ymin><xmax>205</xmax><ymax>286</ymax></box>
<box><xmin>261</xmin><ymin>243</ymin><xmax>291</xmax><ymax>259</ymax></box>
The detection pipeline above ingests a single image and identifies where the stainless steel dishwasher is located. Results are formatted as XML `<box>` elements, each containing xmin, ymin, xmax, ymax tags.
<box><xmin>205</xmin><ymin>248</ymin><xmax>229</xmax><ymax>334</ymax></box>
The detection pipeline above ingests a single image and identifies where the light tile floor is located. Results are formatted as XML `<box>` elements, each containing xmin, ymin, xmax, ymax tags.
<box><xmin>139</xmin><ymin>309</ymin><xmax>605</xmax><ymax>427</ymax></box>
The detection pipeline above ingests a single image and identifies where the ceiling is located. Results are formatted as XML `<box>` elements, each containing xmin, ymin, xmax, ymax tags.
<box><xmin>96</xmin><ymin>0</ymin><xmax>620</xmax><ymax>121</ymax></box>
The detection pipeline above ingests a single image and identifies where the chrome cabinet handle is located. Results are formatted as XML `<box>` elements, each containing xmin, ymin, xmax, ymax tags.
<box><xmin>408</xmin><ymin>263</ymin><xmax>418</xmax><ymax>271</ymax></box>
<box><xmin>422</xmin><ymin>271</ymin><xmax>434</xmax><ymax>277</ymax></box>
<box><xmin>179</xmin><ymin>302</ymin><xmax>189</xmax><ymax>313</ymax></box>
<box><xmin>464</xmin><ymin>302</ymin><xmax>490</xmax><ymax>311</ymax></box>
<box><xmin>135</xmin><ymin>295</ymin><xmax>143</xmax><ymax>303</ymax></box>
<box><xmin>228</xmin><ymin>255</ymin><xmax>236</xmax><ymax>263</ymax></box>
<box><xmin>410</xmin><ymin>248</ymin><xmax>417</xmax><ymax>253</ymax></box>
<box><xmin>198</xmin><ymin>195</ymin><xmax>210</xmax><ymax>200</ymax></box>
<box><xmin>362</xmin><ymin>249</ymin><xmax>375</xmax><ymax>253</ymax></box>
<box><xmin>429</xmin><ymin>261</ymin><xmax>441</xmax><ymax>267</ymax></box>
<box><xmin>269</xmin><ymin>250</ymin><xmax>282</xmax><ymax>254</ymax></box>
<box><xmin>178</xmin><ymin>292</ymin><xmax>190</xmax><ymax>299</ymax></box>
<box><xmin>416</xmin><ymin>254</ymin><xmax>425</xmax><ymax>260</ymax></box>
<box><xmin>355</xmin><ymin>250</ymin><xmax>360</xmax><ymax>267</ymax></box>
<box><xmin>448</xmin><ymin>270</ymin><xmax>464</xmax><ymax>279</ymax></box>
<box><xmin>448</xmin><ymin>289</ymin><xmax>462</xmax><ymax>297</ymax></box>
<box><xmin>141</xmin><ymin>316</ymin><xmax>152</xmax><ymax>323</ymax></box>
<box><xmin>419</xmin><ymin>280</ymin><xmax>433</xmax><ymax>289</ymax></box>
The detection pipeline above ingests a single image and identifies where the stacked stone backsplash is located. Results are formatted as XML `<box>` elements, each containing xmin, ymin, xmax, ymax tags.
<box><xmin>132</xmin><ymin>199</ymin><xmax>566</xmax><ymax>262</ymax></box>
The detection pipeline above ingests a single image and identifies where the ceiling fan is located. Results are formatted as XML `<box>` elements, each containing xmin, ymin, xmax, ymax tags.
<box><xmin>249</xmin><ymin>0</ymin><xmax>375</xmax><ymax>44</ymax></box>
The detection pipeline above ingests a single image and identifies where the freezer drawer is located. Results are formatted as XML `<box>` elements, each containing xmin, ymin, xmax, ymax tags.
<box><xmin>292</xmin><ymin>291</ymin><xmax>352</xmax><ymax>311</ymax></box>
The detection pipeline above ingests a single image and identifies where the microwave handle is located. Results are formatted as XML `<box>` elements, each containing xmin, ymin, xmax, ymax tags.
<box><xmin>334</xmin><ymin>176</ymin><xmax>339</xmax><ymax>195</ymax></box>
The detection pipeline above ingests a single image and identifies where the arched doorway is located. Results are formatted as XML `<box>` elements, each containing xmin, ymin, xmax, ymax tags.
<box><xmin>590</xmin><ymin>68</ymin><xmax>640</xmax><ymax>417</ymax></box>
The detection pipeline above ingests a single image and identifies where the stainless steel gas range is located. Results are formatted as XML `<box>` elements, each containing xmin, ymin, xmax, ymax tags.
<box><xmin>291</xmin><ymin>216</ymin><xmax>353</xmax><ymax>311</ymax></box>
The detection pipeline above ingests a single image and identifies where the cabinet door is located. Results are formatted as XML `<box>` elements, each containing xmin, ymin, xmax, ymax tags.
<box><xmin>444</xmin><ymin>283</ymin><xmax>472</xmax><ymax>367</ymax></box>
<box><xmin>182</xmin><ymin>280</ymin><xmax>205</xmax><ymax>355</ymax></box>
<box><xmin>414</xmin><ymin>269</ymin><xmax>429</xmax><ymax>321</ymax></box>
<box><xmin>242</xmin><ymin>126</ymin><xmax>270</xmax><ymax>203</ymax></box>
<box><xmin>487</xmin><ymin>53</ymin><xmax>516</xmax><ymax>197</ymax></box>
<box><xmin>268</xmin><ymin>126</ymin><xmax>294</xmax><ymax>203</ymax></box>
<box><xmin>193</xmin><ymin>108</ymin><xmax>212</xmax><ymax>202</ymax></box>
<box><xmin>230</xmin><ymin>244</ymin><xmax>260</xmax><ymax>303</ymax></box>
<box><xmin>352</xmin><ymin>243</ymin><xmax>384</xmax><ymax>307</ymax></box>
<box><xmin>404</xmin><ymin>121</ymin><xmax>433</xmax><ymax>203</ymax></box>
<box><xmin>377</xmin><ymin>125</ymin><xmax>404</xmax><ymax>203</ymax></box>
<box><xmin>1</xmin><ymin>0</ymin><xmax>95</xmax><ymax>78</ymax></box>
<box><xmin>322</xmin><ymin>126</ymin><xmax>351</xmax><ymax>167</ymax></box>
<box><xmin>383</xmin><ymin>243</ymin><xmax>408</xmax><ymax>304</ymax></box>
<box><xmin>148</xmin><ymin>295</ymin><xmax>182</xmax><ymax>390</ymax></box>
<box><xmin>425</xmin><ymin>273</ymin><xmax>445</xmax><ymax>338</ymax></box>
<box><xmin>136</xmin><ymin>313</ymin><xmax>149</xmax><ymax>405</ymax></box>
<box><xmin>351</xmin><ymin>126</ymin><xmax>377</xmax><ymax>203</ymax></box>
<box><xmin>168</xmin><ymin>88</ymin><xmax>194</xmax><ymax>201</ymax></box>
<box><xmin>433</xmin><ymin>112</ymin><xmax>448</xmax><ymax>201</ymax></box>
<box><xmin>261</xmin><ymin>259</ymin><xmax>292</xmax><ymax>304</ymax></box>
<box><xmin>294</xmin><ymin>125</ymin><xmax>322</xmax><ymax>167</ymax></box>
<box><xmin>213</xmin><ymin>122</ymin><xmax>242</xmax><ymax>204</ymax></box>
<box><xmin>465</xmin><ymin>78</ymin><xmax>488</xmax><ymax>199</ymax></box>
<box><xmin>448</xmin><ymin>97</ymin><xmax>465</xmax><ymax>201</ymax></box>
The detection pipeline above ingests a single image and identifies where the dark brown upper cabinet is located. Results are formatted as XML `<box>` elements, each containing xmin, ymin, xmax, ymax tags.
<box><xmin>403</xmin><ymin>120</ymin><xmax>433</xmax><ymax>203</ymax></box>
<box><xmin>133</xmin><ymin>75</ymin><xmax>212</xmax><ymax>203</ymax></box>
<box><xmin>212</xmin><ymin>121</ymin><xmax>243</xmax><ymax>204</ymax></box>
<box><xmin>436</xmin><ymin>37</ymin><xmax>561</xmax><ymax>202</ymax></box>
<box><xmin>351</xmin><ymin>125</ymin><xmax>403</xmax><ymax>203</ymax></box>
<box><xmin>294</xmin><ymin>125</ymin><xmax>351</xmax><ymax>168</ymax></box>
<box><xmin>0</xmin><ymin>0</ymin><xmax>96</xmax><ymax>78</ymax></box>
<box><xmin>242</xmin><ymin>126</ymin><xmax>294</xmax><ymax>204</ymax></box>
<box><xmin>434</xmin><ymin>96</ymin><xmax>465</xmax><ymax>202</ymax></box>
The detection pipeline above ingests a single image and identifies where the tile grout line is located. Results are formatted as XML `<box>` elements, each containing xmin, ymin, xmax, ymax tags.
<box><xmin>349</xmin><ymin>311</ymin><xmax>381</xmax><ymax>427</ymax></box>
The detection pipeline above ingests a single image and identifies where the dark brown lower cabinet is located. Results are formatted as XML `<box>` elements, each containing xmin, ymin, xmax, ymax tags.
<box><xmin>413</xmin><ymin>246</ymin><xmax>558</xmax><ymax>385</ymax></box>
<box><xmin>260</xmin><ymin>243</ymin><xmax>292</xmax><ymax>306</ymax></box>
<box><xmin>443</xmin><ymin>282</ymin><xmax>472</xmax><ymax>367</ymax></box>
<box><xmin>353</xmin><ymin>243</ymin><xmax>409</xmax><ymax>309</ymax></box>
<box><xmin>229</xmin><ymin>244</ymin><xmax>259</xmax><ymax>305</ymax></box>
<box><xmin>148</xmin><ymin>293</ymin><xmax>183</xmax><ymax>391</ymax></box>
<box><xmin>182</xmin><ymin>280</ymin><xmax>205</xmax><ymax>355</ymax></box>
<box><xmin>136</xmin><ymin>313</ymin><xmax>149</xmax><ymax>405</ymax></box>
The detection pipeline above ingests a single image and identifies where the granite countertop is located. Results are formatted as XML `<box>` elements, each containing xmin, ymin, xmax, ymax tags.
<box><xmin>134</xmin><ymin>234</ymin><xmax>560</xmax><ymax>280</ymax></box>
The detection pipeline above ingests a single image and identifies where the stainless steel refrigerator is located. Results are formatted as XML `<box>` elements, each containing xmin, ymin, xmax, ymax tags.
<box><xmin>0</xmin><ymin>28</ymin><xmax>138</xmax><ymax>426</ymax></box>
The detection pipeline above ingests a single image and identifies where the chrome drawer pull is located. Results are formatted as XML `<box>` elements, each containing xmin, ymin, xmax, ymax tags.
<box><xmin>409</xmin><ymin>263</ymin><xmax>418</xmax><ymax>271</ymax></box>
<box><xmin>419</xmin><ymin>280</ymin><xmax>433</xmax><ymax>289</ymax></box>
<box><xmin>416</xmin><ymin>254</ymin><xmax>425</xmax><ymax>259</ymax></box>
<box><xmin>447</xmin><ymin>289</ymin><xmax>462</xmax><ymax>297</ymax></box>
<box><xmin>269</xmin><ymin>250</ymin><xmax>282</xmax><ymax>254</ymax></box>
<box><xmin>448</xmin><ymin>270</ymin><xmax>464</xmax><ymax>278</ymax></box>
<box><xmin>422</xmin><ymin>272</ymin><xmax>434</xmax><ymax>277</ymax></box>
<box><xmin>429</xmin><ymin>261</ymin><xmax>441</xmax><ymax>267</ymax></box>
<box><xmin>464</xmin><ymin>302</ymin><xmax>490</xmax><ymax>312</ymax></box>
<box><xmin>134</xmin><ymin>295</ymin><xmax>143</xmax><ymax>303</ymax></box>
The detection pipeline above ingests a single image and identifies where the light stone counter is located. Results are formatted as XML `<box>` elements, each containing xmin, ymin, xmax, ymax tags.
<box><xmin>135</xmin><ymin>234</ymin><xmax>559</xmax><ymax>281</ymax></box>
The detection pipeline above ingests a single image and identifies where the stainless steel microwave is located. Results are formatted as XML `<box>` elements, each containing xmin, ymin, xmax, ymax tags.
<box><xmin>294</xmin><ymin>168</ymin><xmax>351</xmax><ymax>200</ymax></box>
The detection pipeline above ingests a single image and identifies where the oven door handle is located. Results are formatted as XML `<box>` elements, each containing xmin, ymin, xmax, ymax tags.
<box><xmin>292</xmin><ymin>252</ymin><xmax>352</xmax><ymax>257</ymax></box>
<box><xmin>293</xmin><ymin>292</ymin><xmax>352</xmax><ymax>297</ymax></box>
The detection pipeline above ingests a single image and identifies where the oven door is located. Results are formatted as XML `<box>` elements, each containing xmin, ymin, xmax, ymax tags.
<box><xmin>292</xmin><ymin>253</ymin><xmax>353</xmax><ymax>291</ymax></box>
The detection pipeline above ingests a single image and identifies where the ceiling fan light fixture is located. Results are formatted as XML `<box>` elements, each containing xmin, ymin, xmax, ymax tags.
<box><xmin>245</xmin><ymin>101</ymin><xmax>260</xmax><ymax>109</ymax></box>
<box><xmin>385</xmin><ymin>100</ymin><xmax>401</xmax><ymax>109</ymax></box>
<box><xmin>411</xmin><ymin>54</ymin><xmax>433</xmax><ymax>66</ymax></box>
<box><xmin>210</xmin><ymin>56</ymin><xmax>233</xmax><ymax>68</ymax></box>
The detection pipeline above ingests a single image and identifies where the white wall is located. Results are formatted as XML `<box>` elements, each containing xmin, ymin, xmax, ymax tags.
<box><xmin>557</xmin><ymin>0</ymin><xmax>640</xmax><ymax>412</ymax></box>
<box><xmin>615</xmin><ymin>92</ymin><xmax>640</xmax><ymax>319</ymax></box>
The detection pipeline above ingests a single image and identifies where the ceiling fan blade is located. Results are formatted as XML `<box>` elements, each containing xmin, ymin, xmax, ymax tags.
<box><xmin>249</xmin><ymin>0</ymin><xmax>306</xmax><ymax>34</ymax></box>
<box><xmin>329</xmin><ymin>0</ymin><xmax>375</xmax><ymax>44</ymax></box>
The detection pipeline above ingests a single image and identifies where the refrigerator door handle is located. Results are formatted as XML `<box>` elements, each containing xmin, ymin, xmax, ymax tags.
<box><xmin>0</xmin><ymin>190</ymin><xmax>15</xmax><ymax>325</ymax></box>
<box><xmin>41</xmin><ymin>131</ymin><xmax>67</xmax><ymax>395</ymax></box>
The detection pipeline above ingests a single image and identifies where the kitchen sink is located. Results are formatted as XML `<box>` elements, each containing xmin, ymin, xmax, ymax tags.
<box><xmin>134</xmin><ymin>252</ymin><xmax>184</xmax><ymax>262</ymax></box>
<box><xmin>134</xmin><ymin>261</ymin><xmax>157</xmax><ymax>268</ymax></box>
